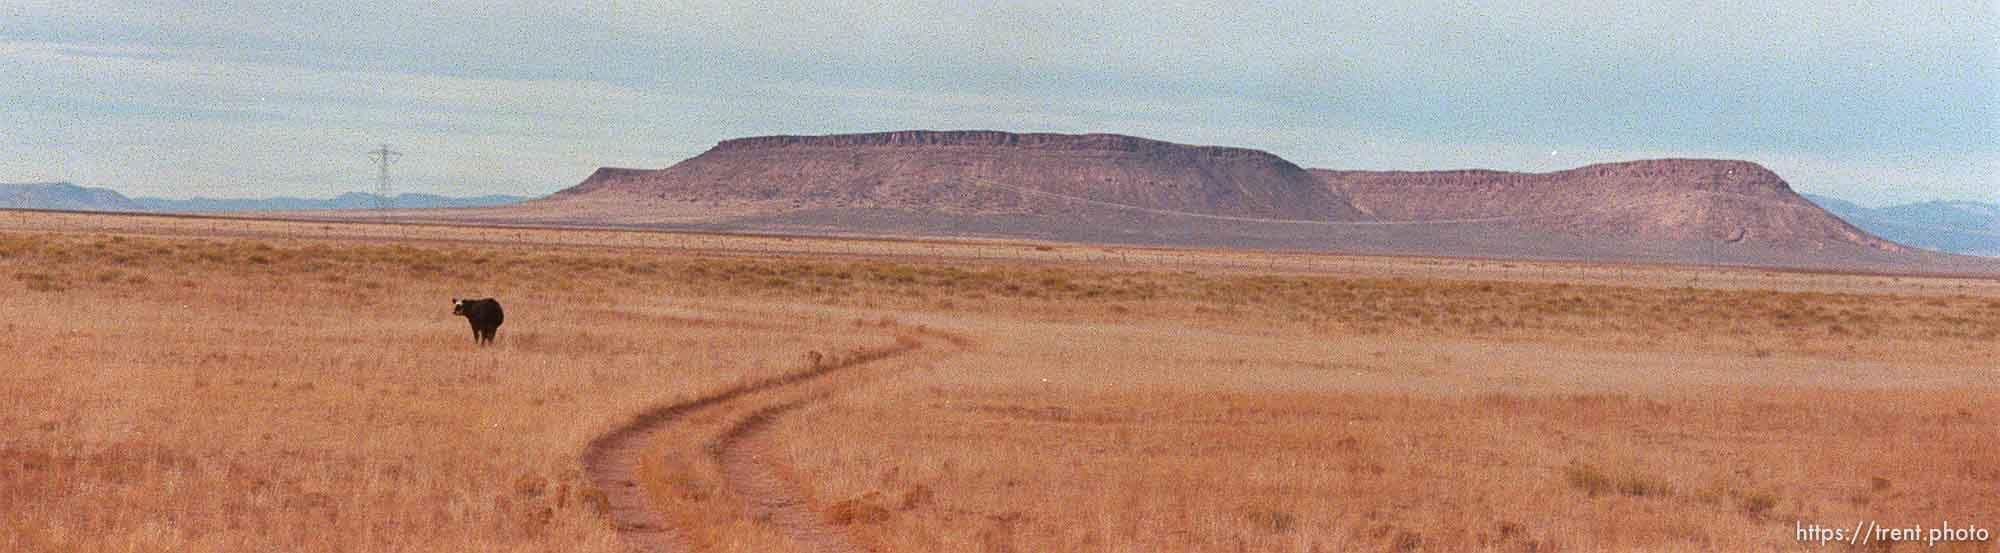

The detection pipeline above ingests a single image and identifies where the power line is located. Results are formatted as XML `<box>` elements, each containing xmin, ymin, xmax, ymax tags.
<box><xmin>367</xmin><ymin>144</ymin><xmax>402</xmax><ymax>210</ymax></box>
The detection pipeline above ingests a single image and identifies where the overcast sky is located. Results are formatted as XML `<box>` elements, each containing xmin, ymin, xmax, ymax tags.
<box><xmin>3</xmin><ymin>2</ymin><xmax>1994</xmax><ymax>206</ymax></box>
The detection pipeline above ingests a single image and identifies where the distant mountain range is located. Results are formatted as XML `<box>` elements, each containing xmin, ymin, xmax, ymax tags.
<box><xmin>1802</xmin><ymin>194</ymin><xmax>2000</xmax><ymax>257</ymax></box>
<box><xmin>0</xmin><ymin>182</ymin><xmax>530</xmax><ymax>213</ymax></box>
<box><xmin>7</xmin><ymin>146</ymin><xmax>1995</xmax><ymax>267</ymax></box>
<box><xmin>0</xmin><ymin>181</ymin><xmax>142</xmax><ymax>212</ymax></box>
<box><xmin>504</xmin><ymin>130</ymin><xmax>1990</xmax><ymax>271</ymax></box>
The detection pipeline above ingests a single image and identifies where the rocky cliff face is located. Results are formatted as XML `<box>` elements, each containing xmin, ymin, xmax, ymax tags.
<box><xmin>550</xmin><ymin>130</ymin><xmax>1365</xmax><ymax>221</ymax></box>
<box><xmin>1314</xmin><ymin>159</ymin><xmax>1904</xmax><ymax>252</ymax></box>
<box><xmin>520</xmin><ymin>131</ymin><xmax>1974</xmax><ymax>269</ymax></box>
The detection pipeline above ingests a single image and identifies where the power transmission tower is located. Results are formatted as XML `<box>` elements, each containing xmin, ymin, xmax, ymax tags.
<box><xmin>367</xmin><ymin>144</ymin><xmax>402</xmax><ymax>210</ymax></box>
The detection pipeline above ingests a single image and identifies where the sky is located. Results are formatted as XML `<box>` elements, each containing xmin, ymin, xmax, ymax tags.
<box><xmin>2</xmin><ymin>1</ymin><xmax>1994</xmax><ymax>206</ymax></box>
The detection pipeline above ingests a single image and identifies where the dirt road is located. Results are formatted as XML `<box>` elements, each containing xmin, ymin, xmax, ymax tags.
<box><xmin>581</xmin><ymin>311</ymin><xmax>958</xmax><ymax>553</ymax></box>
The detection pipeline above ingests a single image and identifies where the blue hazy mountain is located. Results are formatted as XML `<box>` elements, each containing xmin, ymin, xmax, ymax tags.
<box><xmin>1803</xmin><ymin>193</ymin><xmax>2000</xmax><ymax>257</ymax></box>
<box><xmin>0</xmin><ymin>182</ymin><xmax>148</xmax><ymax>211</ymax></box>
<box><xmin>0</xmin><ymin>182</ymin><xmax>529</xmax><ymax>212</ymax></box>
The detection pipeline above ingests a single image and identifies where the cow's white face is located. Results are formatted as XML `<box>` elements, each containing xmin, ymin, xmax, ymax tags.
<box><xmin>452</xmin><ymin>298</ymin><xmax>466</xmax><ymax>315</ymax></box>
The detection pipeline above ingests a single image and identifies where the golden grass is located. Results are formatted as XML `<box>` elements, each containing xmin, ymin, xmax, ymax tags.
<box><xmin>778</xmin><ymin>386</ymin><xmax>1997</xmax><ymax>552</ymax></box>
<box><xmin>0</xmin><ymin>231</ymin><xmax>887</xmax><ymax>552</ymax></box>
<box><xmin>754</xmin><ymin>303</ymin><xmax>1998</xmax><ymax>552</ymax></box>
<box><xmin>2</xmin><ymin>213</ymin><xmax>1997</xmax><ymax>552</ymax></box>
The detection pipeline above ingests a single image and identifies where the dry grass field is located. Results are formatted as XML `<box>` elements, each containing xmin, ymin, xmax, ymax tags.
<box><xmin>2</xmin><ymin>211</ymin><xmax>1996</xmax><ymax>552</ymax></box>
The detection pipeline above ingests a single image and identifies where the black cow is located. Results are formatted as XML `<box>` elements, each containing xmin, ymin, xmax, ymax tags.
<box><xmin>451</xmin><ymin>298</ymin><xmax>504</xmax><ymax>345</ymax></box>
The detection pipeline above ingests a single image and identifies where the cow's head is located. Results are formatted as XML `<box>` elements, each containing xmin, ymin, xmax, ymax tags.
<box><xmin>452</xmin><ymin>298</ymin><xmax>466</xmax><ymax>316</ymax></box>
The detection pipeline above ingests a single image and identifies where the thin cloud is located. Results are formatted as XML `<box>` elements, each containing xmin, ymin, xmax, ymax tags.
<box><xmin>1</xmin><ymin>2</ymin><xmax>1992</xmax><ymax>204</ymax></box>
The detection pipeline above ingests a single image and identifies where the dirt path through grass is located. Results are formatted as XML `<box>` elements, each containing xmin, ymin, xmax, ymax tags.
<box><xmin>713</xmin><ymin>399</ymin><xmax>870</xmax><ymax>552</ymax></box>
<box><xmin>581</xmin><ymin>309</ymin><xmax>960</xmax><ymax>552</ymax></box>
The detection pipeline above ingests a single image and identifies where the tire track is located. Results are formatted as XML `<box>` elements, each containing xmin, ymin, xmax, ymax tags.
<box><xmin>582</xmin><ymin>317</ymin><xmax>960</xmax><ymax>553</ymax></box>
<box><xmin>711</xmin><ymin>399</ymin><xmax>867</xmax><ymax>553</ymax></box>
